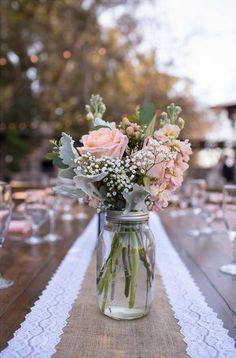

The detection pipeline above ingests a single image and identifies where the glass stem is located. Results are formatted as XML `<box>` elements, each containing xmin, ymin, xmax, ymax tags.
<box><xmin>32</xmin><ymin>224</ymin><xmax>38</xmax><ymax>238</ymax></box>
<box><xmin>0</xmin><ymin>243</ymin><xmax>2</xmax><ymax>277</ymax></box>
<box><xmin>232</xmin><ymin>239</ymin><xmax>236</xmax><ymax>265</ymax></box>
<box><xmin>195</xmin><ymin>210</ymin><xmax>201</xmax><ymax>233</ymax></box>
<box><xmin>50</xmin><ymin>211</ymin><xmax>55</xmax><ymax>234</ymax></box>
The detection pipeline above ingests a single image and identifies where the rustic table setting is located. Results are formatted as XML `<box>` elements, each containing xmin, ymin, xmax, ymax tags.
<box><xmin>0</xmin><ymin>206</ymin><xmax>235</xmax><ymax>357</ymax></box>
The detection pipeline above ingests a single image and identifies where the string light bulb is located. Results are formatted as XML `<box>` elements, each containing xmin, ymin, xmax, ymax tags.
<box><xmin>0</xmin><ymin>57</ymin><xmax>7</xmax><ymax>65</ymax></box>
<box><xmin>63</xmin><ymin>50</ymin><xmax>71</xmax><ymax>59</ymax></box>
<box><xmin>30</xmin><ymin>55</ymin><xmax>39</xmax><ymax>63</ymax></box>
<box><xmin>98</xmin><ymin>47</ymin><xmax>106</xmax><ymax>56</ymax></box>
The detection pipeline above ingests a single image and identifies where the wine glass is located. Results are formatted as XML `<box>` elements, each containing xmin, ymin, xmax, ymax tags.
<box><xmin>25</xmin><ymin>194</ymin><xmax>48</xmax><ymax>245</ymax></box>
<box><xmin>44</xmin><ymin>193</ymin><xmax>62</xmax><ymax>242</ymax></box>
<box><xmin>178</xmin><ymin>186</ymin><xmax>190</xmax><ymax>216</ymax></box>
<box><xmin>169</xmin><ymin>191</ymin><xmax>180</xmax><ymax>217</ymax></box>
<box><xmin>0</xmin><ymin>182</ymin><xmax>13</xmax><ymax>289</ymax></box>
<box><xmin>75</xmin><ymin>198</ymin><xmax>88</xmax><ymax>220</ymax></box>
<box><xmin>220</xmin><ymin>184</ymin><xmax>236</xmax><ymax>275</ymax></box>
<box><xmin>189</xmin><ymin>179</ymin><xmax>207</xmax><ymax>237</ymax></box>
<box><xmin>61</xmin><ymin>195</ymin><xmax>76</xmax><ymax>221</ymax></box>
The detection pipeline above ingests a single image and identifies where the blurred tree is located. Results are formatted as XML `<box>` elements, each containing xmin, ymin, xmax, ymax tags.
<box><xmin>0</xmin><ymin>0</ymin><xmax>200</xmax><ymax>178</ymax></box>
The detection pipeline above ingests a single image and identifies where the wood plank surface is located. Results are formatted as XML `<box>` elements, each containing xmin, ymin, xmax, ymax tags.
<box><xmin>0</xmin><ymin>206</ymin><xmax>94</xmax><ymax>350</ymax></box>
<box><xmin>0</xmin><ymin>205</ymin><xmax>235</xmax><ymax>352</ymax></box>
<box><xmin>159</xmin><ymin>209</ymin><xmax>236</xmax><ymax>342</ymax></box>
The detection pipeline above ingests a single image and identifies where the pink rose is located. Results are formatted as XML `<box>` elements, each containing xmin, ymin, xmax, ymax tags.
<box><xmin>79</xmin><ymin>127</ymin><xmax>128</xmax><ymax>159</ymax></box>
<box><xmin>154</xmin><ymin>124</ymin><xmax>180</xmax><ymax>142</ymax></box>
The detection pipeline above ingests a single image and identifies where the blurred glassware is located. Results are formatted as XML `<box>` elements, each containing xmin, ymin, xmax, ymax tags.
<box><xmin>0</xmin><ymin>182</ymin><xmax>13</xmax><ymax>289</ymax></box>
<box><xmin>75</xmin><ymin>198</ymin><xmax>88</xmax><ymax>220</ymax></box>
<box><xmin>169</xmin><ymin>191</ymin><xmax>180</xmax><ymax>217</ymax></box>
<box><xmin>200</xmin><ymin>204</ymin><xmax>214</xmax><ymax>235</ymax></box>
<box><xmin>220</xmin><ymin>184</ymin><xmax>236</xmax><ymax>276</ymax></box>
<box><xmin>178</xmin><ymin>185</ymin><xmax>191</xmax><ymax>216</ymax></box>
<box><xmin>25</xmin><ymin>193</ymin><xmax>48</xmax><ymax>245</ymax></box>
<box><xmin>189</xmin><ymin>179</ymin><xmax>207</xmax><ymax>237</ymax></box>
<box><xmin>61</xmin><ymin>196</ymin><xmax>76</xmax><ymax>221</ymax></box>
<box><xmin>44</xmin><ymin>192</ymin><xmax>62</xmax><ymax>242</ymax></box>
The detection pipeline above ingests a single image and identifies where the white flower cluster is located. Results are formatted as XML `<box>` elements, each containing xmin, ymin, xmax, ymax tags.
<box><xmin>132</xmin><ymin>138</ymin><xmax>176</xmax><ymax>174</ymax></box>
<box><xmin>78</xmin><ymin>153</ymin><xmax>138</xmax><ymax>199</ymax></box>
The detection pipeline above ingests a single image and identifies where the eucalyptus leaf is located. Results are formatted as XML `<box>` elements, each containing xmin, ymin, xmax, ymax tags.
<box><xmin>54</xmin><ymin>185</ymin><xmax>84</xmax><ymax>198</ymax></box>
<box><xmin>73</xmin><ymin>171</ymin><xmax>108</xmax><ymax>198</ymax></box>
<box><xmin>59</xmin><ymin>132</ymin><xmax>79</xmax><ymax>167</ymax></box>
<box><xmin>58</xmin><ymin>167</ymin><xmax>76</xmax><ymax>184</ymax></box>
<box><xmin>123</xmin><ymin>184</ymin><xmax>150</xmax><ymax>214</ymax></box>
<box><xmin>94</xmin><ymin>118</ymin><xmax>114</xmax><ymax>129</ymax></box>
<box><xmin>139</xmin><ymin>103</ymin><xmax>156</xmax><ymax>126</ymax></box>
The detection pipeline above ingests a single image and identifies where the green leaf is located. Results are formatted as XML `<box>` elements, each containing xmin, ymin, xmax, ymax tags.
<box><xmin>127</xmin><ymin>114</ymin><xmax>139</xmax><ymax>123</ymax></box>
<box><xmin>143</xmin><ymin>176</ymin><xmax>151</xmax><ymax>187</ymax></box>
<box><xmin>145</xmin><ymin>113</ymin><xmax>157</xmax><ymax>136</ymax></box>
<box><xmin>46</xmin><ymin>152</ymin><xmax>59</xmax><ymax>160</ymax></box>
<box><xmin>94</xmin><ymin>125</ymin><xmax>111</xmax><ymax>130</ymax></box>
<box><xmin>52</xmin><ymin>157</ymin><xmax>68</xmax><ymax>169</ymax></box>
<box><xmin>99</xmin><ymin>185</ymin><xmax>107</xmax><ymax>198</ymax></box>
<box><xmin>139</xmin><ymin>103</ymin><xmax>156</xmax><ymax>126</ymax></box>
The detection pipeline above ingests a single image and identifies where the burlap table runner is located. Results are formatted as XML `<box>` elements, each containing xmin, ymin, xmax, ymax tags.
<box><xmin>54</xmin><ymin>256</ymin><xmax>188</xmax><ymax>358</ymax></box>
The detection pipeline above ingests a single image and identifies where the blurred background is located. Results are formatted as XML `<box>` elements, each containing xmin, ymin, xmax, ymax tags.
<box><xmin>0</xmin><ymin>0</ymin><xmax>235</xmax><ymax>187</ymax></box>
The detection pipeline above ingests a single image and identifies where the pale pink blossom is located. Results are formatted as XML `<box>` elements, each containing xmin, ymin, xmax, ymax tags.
<box><xmin>165</xmin><ymin>166</ymin><xmax>184</xmax><ymax>189</ymax></box>
<box><xmin>179</xmin><ymin>140</ymin><xmax>192</xmax><ymax>161</ymax></box>
<box><xmin>79</xmin><ymin>127</ymin><xmax>128</xmax><ymax>159</ymax></box>
<box><xmin>88</xmin><ymin>197</ymin><xmax>99</xmax><ymax>209</ymax></box>
<box><xmin>150</xmin><ymin>183</ymin><xmax>171</xmax><ymax>211</ymax></box>
<box><xmin>154</xmin><ymin>124</ymin><xmax>180</xmax><ymax>142</ymax></box>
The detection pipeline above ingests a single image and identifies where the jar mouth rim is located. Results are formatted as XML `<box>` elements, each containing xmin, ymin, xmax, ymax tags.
<box><xmin>106</xmin><ymin>210</ymin><xmax>149</xmax><ymax>223</ymax></box>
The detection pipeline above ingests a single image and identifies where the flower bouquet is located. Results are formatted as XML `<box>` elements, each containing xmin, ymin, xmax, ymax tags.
<box><xmin>48</xmin><ymin>94</ymin><xmax>191</xmax><ymax>319</ymax></box>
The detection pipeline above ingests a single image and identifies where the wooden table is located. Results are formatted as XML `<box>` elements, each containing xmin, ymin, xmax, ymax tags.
<box><xmin>160</xmin><ymin>210</ymin><xmax>236</xmax><ymax>342</ymax></box>
<box><xmin>0</xmin><ymin>205</ymin><xmax>94</xmax><ymax>350</ymax></box>
<box><xmin>0</xmin><ymin>207</ymin><xmax>235</xmax><ymax>351</ymax></box>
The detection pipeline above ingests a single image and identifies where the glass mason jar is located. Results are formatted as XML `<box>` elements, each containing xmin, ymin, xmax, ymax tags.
<box><xmin>96</xmin><ymin>211</ymin><xmax>155</xmax><ymax>320</ymax></box>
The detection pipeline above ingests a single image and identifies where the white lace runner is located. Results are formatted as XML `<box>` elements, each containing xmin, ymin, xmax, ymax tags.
<box><xmin>1</xmin><ymin>213</ymin><xmax>236</xmax><ymax>357</ymax></box>
<box><xmin>150</xmin><ymin>213</ymin><xmax>236</xmax><ymax>358</ymax></box>
<box><xmin>0</xmin><ymin>215</ymin><xmax>98</xmax><ymax>358</ymax></box>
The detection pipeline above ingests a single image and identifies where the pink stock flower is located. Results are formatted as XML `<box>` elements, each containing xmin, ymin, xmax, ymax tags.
<box><xmin>150</xmin><ymin>183</ymin><xmax>171</xmax><ymax>211</ymax></box>
<box><xmin>142</xmin><ymin>137</ymin><xmax>171</xmax><ymax>179</ymax></box>
<box><xmin>148</xmin><ymin>160</ymin><xmax>166</xmax><ymax>180</ymax></box>
<box><xmin>79</xmin><ymin>127</ymin><xmax>128</xmax><ymax>159</ymax></box>
<box><xmin>154</xmin><ymin>124</ymin><xmax>180</xmax><ymax>142</ymax></box>
<box><xmin>165</xmin><ymin>165</ymin><xmax>184</xmax><ymax>189</ymax></box>
<box><xmin>179</xmin><ymin>140</ymin><xmax>192</xmax><ymax>161</ymax></box>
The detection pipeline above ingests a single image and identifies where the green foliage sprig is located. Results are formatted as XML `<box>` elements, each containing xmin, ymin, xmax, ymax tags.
<box><xmin>46</xmin><ymin>139</ymin><xmax>68</xmax><ymax>169</ymax></box>
<box><xmin>85</xmin><ymin>94</ymin><xmax>106</xmax><ymax>122</ymax></box>
<box><xmin>160</xmin><ymin>103</ymin><xmax>185</xmax><ymax>128</ymax></box>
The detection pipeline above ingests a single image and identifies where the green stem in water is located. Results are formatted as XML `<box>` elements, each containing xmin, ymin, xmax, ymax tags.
<box><xmin>129</xmin><ymin>233</ymin><xmax>139</xmax><ymax>309</ymax></box>
<box><xmin>97</xmin><ymin>236</ymin><xmax>118</xmax><ymax>285</ymax></box>
<box><xmin>122</xmin><ymin>247</ymin><xmax>131</xmax><ymax>298</ymax></box>
<box><xmin>101</xmin><ymin>269</ymin><xmax>110</xmax><ymax>313</ymax></box>
<box><xmin>110</xmin><ymin>258</ymin><xmax>118</xmax><ymax>300</ymax></box>
<box><xmin>98</xmin><ymin>243</ymin><xmax>123</xmax><ymax>295</ymax></box>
